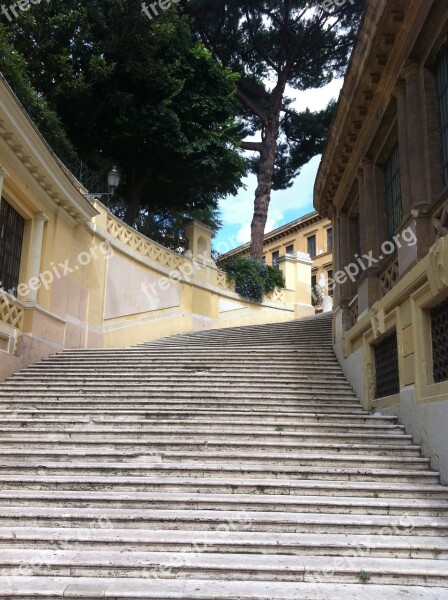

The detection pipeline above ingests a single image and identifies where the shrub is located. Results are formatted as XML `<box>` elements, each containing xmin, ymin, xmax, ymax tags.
<box><xmin>225</xmin><ymin>255</ymin><xmax>285</xmax><ymax>303</ymax></box>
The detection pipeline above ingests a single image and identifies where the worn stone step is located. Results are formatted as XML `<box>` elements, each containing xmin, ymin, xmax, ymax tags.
<box><xmin>1</xmin><ymin>577</ymin><xmax>446</xmax><ymax>599</ymax></box>
<box><xmin>0</xmin><ymin>403</ymin><xmax>368</xmax><ymax>416</ymax></box>
<box><xmin>0</xmin><ymin>441</ymin><xmax>424</xmax><ymax>460</ymax></box>
<box><xmin>1</xmin><ymin>549</ymin><xmax>447</xmax><ymax>585</ymax></box>
<box><xmin>0</xmin><ymin>466</ymin><xmax>439</xmax><ymax>490</ymax></box>
<box><xmin>0</xmin><ymin>452</ymin><xmax>429</xmax><ymax>479</ymax></box>
<box><xmin>0</xmin><ymin>507</ymin><xmax>447</xmax><ymax>535</ymax></box>
<box><xmin>1</xmin><ymin>527</ymin><xmax>447</xmax><ymax>558</ymax></box>
<box><xmin>0</xmin><ymin>391</ymin><xmax>358</xmax><ymax>402</ymax></box>
<box><xmin>0</xmin><ymin>432</ymin><xmax>415</xmax><ymax>451</ymax></box>
<box><xmin>0</xmin><ymin>427</ymin><xmax>409</xmax><ymax>444</ymax></box>
<box><xmin>0</xmin><ymin>490</ymin><xmax>446</xmax><ymax>514</ymax></box>
<box><xmin>0</xmin><ymin>415</ymin><xmax>399</xmax><ymax>430</ymax></box>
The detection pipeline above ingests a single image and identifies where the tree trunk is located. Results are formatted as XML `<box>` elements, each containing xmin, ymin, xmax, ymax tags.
<box><xmin>249</xmin><ymin>79</ymin><xmax>286</xmax><ymax>260</ymax></box>
<box><xmin>124</xmin><ymin>168</ymin><xmax>152</xmax><ymax>226</ymax></box>
<box><xmin>249</xmin><ymin>123</ymin><xmax>279</xmax><ymax>260</ymax></box>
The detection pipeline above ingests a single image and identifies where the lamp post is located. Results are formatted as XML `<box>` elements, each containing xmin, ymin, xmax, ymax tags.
<box><xmin>84</xmin><ymin>166</ymin><xmax>121</xmax><ymax>207</ymax></box>
<box><xmin>107</xmin><ymin>166</ymin><xmax>120</xmax><ymax>195</ymax></box>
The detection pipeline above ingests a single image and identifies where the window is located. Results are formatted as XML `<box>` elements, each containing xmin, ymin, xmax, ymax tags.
<box><xmin>311</xmin><ymin>274</ymin><xmax>317</xmax><ymax>289</ymax></box>
<box><xmin>0</xmin><ymin>199</ymin><xmax>25</xmax><ymax>295</ymax></box>
<box><xmin>431</xmin><ymin>297</ymin><xmax>448</xmax><ymax>384</ymax></box>
<box><xmin>384</xmin><ymin>144</ymin><xmax>403</xmax><ymax>238</ymax></box>
<box><xmin>374</xmin><ymin>332</ymin><xmax>400</xmax><ymax>399</ymax></box>
<box><xmin>307</xmin><ymin>235</ymin><xmax>316</xmax><ymax>258</ymax></box>
<box><xmin>272</xmin><ymin>250</ymin><xmax>280</xmax><ymax>269</ymax></box>
<box><xmin>436</xmin><ymin>44</ymin><xmax>448</xmax><ymax>184</ymax></box>
<box><xmin>285</xmin><ymin>244</ymin><xmax>294</xmax><ymax>255</ymax></box>
<box><xmin>261</xmin><ymin>255</ymin><xmax>266</xmax><ymax>265</ymax></box>
<box><xmin>327</xmin><ymin>228</ymin><xmax>333</xmax><ymax>253</ymax></box>
<box><xmin>327</xmin><ymin>270</ymin><xmax>334</xmax><ymax>296</ymax></box>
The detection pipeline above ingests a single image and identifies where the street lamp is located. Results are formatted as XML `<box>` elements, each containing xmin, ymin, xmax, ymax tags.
<box><xmin>107</xmin><ymin>166</ymin><xmax>120</xmax><ymax>194</ymax></box>
<box><xmin>83</xmin><ymin>166</ymin><xmax>121</xmax><ymax>205</ymax></box>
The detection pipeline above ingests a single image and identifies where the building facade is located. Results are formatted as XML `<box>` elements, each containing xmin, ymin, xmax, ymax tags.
<box><xmin>217</xmin><ymin>211</ymin><xmax>334</xmax><ymax>302</ymax></box>
<box><xmin>314</xmin><ymin>0</ymin><xmax>448</xmax><ymax>481</ymax></box>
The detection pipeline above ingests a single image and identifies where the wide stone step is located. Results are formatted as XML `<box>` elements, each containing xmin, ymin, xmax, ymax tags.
<box><xmin>1</xmin><ymin>527</ymin><xmax>447</xmax><ymax>558</ymax></box>
<box><xmin>0</xmin><ymin>415</ymin><xmax>399</xmax><ymax>430</ymax></box>
<box><xmin>0</xmin><ymin>391</ymin><xmax>358</xmax><ymax>402</ymax></box>
<box><xmin>0</xmin><ymin>405</ymin><xmax>367</xmax><ymax>417</ymax></box>
<box><xmin>0</xmin><ymin>467</ymin><xmax>439</xmax><ymax>491</ymax></box>
<box><xmin>0</xmin><ymin>424</ymin><xmax>408</xmax><ymax>440</ymax></box>
<box><xmin>0</xmin><ymin>490</ymin><xmax>446</xmax><ymax>514</ymax></box>
<box><xmin>1</xmin><ymin>577</ymin><xmax>446</xmax><ymax>599</ymax></box>
<box><xmin>0</xmin><ymin>507</ymin><xmax>447</xmax><ymax>535</ymax></box>
<box><xmin>8</xmin><ymin>372</ymin><xmax>349</xmax><ymax>383</ymax></box>
<box><xmin>0</xmin><ymin>405</ymin><xmax>368</xmax><ymax>418</ymax></box>
<box><xmin>0</xmin><ymin>401</ymin><xmax>362</xmax><ymax>412</ymax></box>
<box><xmin>0</xmin><ymin>383</ymin><xmax>358</xmax><ymax>394</ymax></box>
<box><xmin>0</xmin><ymin>432</ymin><xmax>415</xmax><ymax>450</ymax></box>
<box><xmin>1</xmin><ymin>476</ymin><xmax>445</xmax><ymax>501</ymax></box>
<box><xmin>1</xmin><ymin>549</ymin><xmax>447</xmax><ymax>585</ymax></box>
<box><xmin>0</xmin><ymin>452</ymin><xmax>431</xmax><ymax>474</ymax></box>
<box><xmin>0</xmin><ymin>441</ymin><xmax>424</xmax><ymax>460</ymax></box>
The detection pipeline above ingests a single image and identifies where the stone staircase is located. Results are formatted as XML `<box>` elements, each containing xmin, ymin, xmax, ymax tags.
<box><xmin>0</xmin><ymin>312</ymin><xmax>447</xmax><ymax>598</ymax></box>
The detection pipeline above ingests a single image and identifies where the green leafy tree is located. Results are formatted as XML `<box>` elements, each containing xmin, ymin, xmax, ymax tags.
<box><xmin>1</xmin><ymin>1</ymin><xmax>246</xmax><ymax>240</ymax></box>
<box><xmin>185</xmin><ymin>0</ymin><xmax>365</xmax><ymax>258</ymax></box>
<box><xmin>225</xmin><ymin>255</ymin><xmax>285</xmax><ymax>303</ymax></box>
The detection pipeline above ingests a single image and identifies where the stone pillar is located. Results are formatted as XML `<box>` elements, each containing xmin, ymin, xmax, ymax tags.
<box><xmin>401</xmin><ymin>63</ymin><xmax>431</xmax><ymax>210</ymax></box>
<box><xmin>398</xmin><ymin>63</ymin><xmax>436</xmax><ymax>271</ymax></box>
<box><xmin>392</xmin><ymin>81</ymin><xmax>412</xmax><ymax>216</ymax></box>
<box><xmin>330</xmin><ymin>205</ymin><xmax>341</xmax><ymax>308</ymax></box>
<box><xmin>357</xmin><ymin>159</ymin><xmax>380</xmax><ymax>316</ymax></box>
<box><xmin>184</xmin><ymin>220</ymin><xmax>215</xmax><ymax>264</ymax></box>
<box><xmin>278</xmin><ymin>252</ymin><xmax>312</xmax><ymax>308</ymax></box>
<box><xmin>26</xmin><ymin>213</ymin><xmax>48</xmax><ymax>304</ymax></box>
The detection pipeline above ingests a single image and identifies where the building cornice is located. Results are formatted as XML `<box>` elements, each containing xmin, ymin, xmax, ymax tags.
<box><xmin>0</xmin><ymin>74</ymin><xmax>98</xmax><ymax>224</ymax></box>
<box><xmin>217</xmin><ymin>211</ymin><xmax>328</xmax><ymax>261</ymax></box>
<box><xmin>314</xmin><ymin>0</ymin><xmax>437</xmax><ymax>217</ymax></box>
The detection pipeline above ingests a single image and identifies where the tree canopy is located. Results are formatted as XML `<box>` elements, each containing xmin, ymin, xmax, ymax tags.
<box><xmin>185</xmin><ymin>0</ymin><xmax>365</xmax><ymax>257</ymax></box>
<box><xmin>0</xmin><ymin>0</ymin><xmax>246</xmax><ymax>246</ymax></box>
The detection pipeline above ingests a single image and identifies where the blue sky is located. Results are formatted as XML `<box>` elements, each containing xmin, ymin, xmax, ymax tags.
<box><xmin>213</xmin><ymin>78</ymin><xmax>344</xmax><ymax>254</ymax></box>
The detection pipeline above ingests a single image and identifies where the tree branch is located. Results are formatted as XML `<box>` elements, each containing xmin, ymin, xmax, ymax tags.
<box><xmin>241</xmin><ymin>141</ymin><xmax>263</xmax><ymax>152</ymax></box>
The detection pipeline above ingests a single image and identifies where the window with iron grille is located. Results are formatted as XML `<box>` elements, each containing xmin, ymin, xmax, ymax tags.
<box><xmin>384</xmin><ymin>144</ymin><xmax>402</xmax><ymax>238</ymax></box>
<box><xmin>307</xmin><ymin>235</ymin><xmax>316</xmax><ymax>257</ymax></box>
<box><xmin>374</xmin><ymin>331</ymin><xmax>400</xmax><ymax>399</ymax></box>
<box><xmin>431</xmin><ymin>297</ymin><xmax>448</xmax><ymax>383</ymax></box>
<box><xmin>327</xmin><ymin>228</ymin><xmax>333</xmax><ymax>253</ymax></box>
<box><xmin>0</xmin><ymin>199</ymin><xmax>25</xmax><ymax>294</ymax></box>
<box><xmin>436</xmin><ymin>44</ymin><xmax>448</xmax><ymax>184</ymax></box>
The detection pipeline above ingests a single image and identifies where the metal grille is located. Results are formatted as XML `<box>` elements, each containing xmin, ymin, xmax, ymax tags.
<box><xmin>0</xmin><ymin>199</ymin><xmax>25</xmax><ymax>294</ymax></box>
<box><xmin>375</xmin><ymin>331</ymin><xmax>400</xmax><ymax>399</ymax></box>
<box><xmin>436</xmin><ymin>44</ymin><xmax>448</xmax><ymax>184</ymax></box>
<box><xmin>384</xmin><ymin>144</ymin><xmax>403</xmax><ymax>238</ymax></box>
<box><xmin>431</xmin><ymin>297</ymin><xmax>448</xmax><ymax>383</ymax></box>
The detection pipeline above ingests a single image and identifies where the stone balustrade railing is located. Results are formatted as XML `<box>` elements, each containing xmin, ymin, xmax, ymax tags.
<box><xmin>0</xmin><ymin>291</ymin><xmax>24</xmax><ymax>330</ymax></box>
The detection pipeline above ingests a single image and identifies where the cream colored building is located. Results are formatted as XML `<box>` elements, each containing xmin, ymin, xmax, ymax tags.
<box><xmin>315</xmin><ymin>0</ymin><xmax>448</xmax><ymax>481</ymax></box>
<box><xmin>0</xmin><ymin>73</ymin><xmax>315</xmax><ymax>382</ymax></box>
<box><xmin>217</xmin><ymin>211</ymin><xmax>334</xmax><ymax>301</ymax></box>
